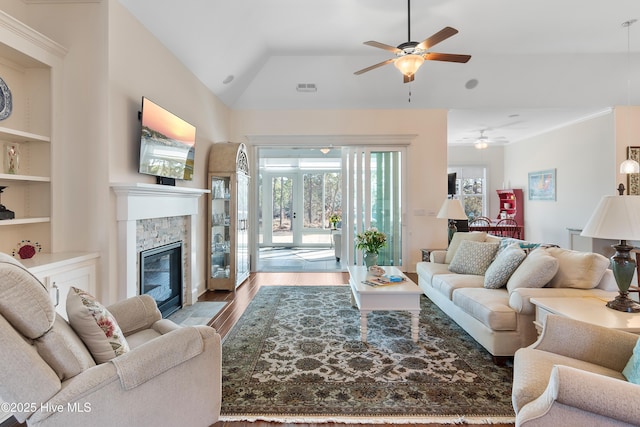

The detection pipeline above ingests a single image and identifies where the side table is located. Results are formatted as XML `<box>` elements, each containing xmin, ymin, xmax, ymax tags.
<box><xmin>531</xmin><ymin>296</ymin><xmax>640</xmax><ymax>336</ymax></box>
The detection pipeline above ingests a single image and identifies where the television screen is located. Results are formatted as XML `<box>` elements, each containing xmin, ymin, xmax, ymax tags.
<box><xmin>447</xmin><ymin>172</ymin><xmax>457</xmax><ymax>195</ymax></box>
<box><xmin>138</xmin><ymin>97</ymin><xmax>196</xmax><ymax>181</ymax></box>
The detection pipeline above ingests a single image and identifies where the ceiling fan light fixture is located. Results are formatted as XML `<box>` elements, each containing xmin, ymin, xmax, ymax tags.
<box><xmin>474</xmin><ymin>140</ymin><xmax>488</xmax><ymax>150</ymax></box>
<box><xmin>320</xmin><ymin>147</ymin><xmax>331</xmax><ymax>154</ymax></box>
<box><xmin>394</xmin><ymin>54</ymin><xmax>424</xmax><ymax>77</ymax></box>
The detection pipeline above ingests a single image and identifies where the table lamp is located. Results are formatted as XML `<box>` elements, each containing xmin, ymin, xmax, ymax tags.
<box><xmin>437</xmin><ymin>198</ymin><xmax>468</xmax><ymax>244</ymax></box>
<box><xmin>581</xmin><ymin>195</ymin><xmax>640</xmax><ymax>312</ymax></box>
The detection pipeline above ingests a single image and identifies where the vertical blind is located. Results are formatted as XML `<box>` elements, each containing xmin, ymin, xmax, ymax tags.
<box><xmin>343</xmin><ymin>147</ymin><xmax>404</xmax><ymax>267</ymax></box>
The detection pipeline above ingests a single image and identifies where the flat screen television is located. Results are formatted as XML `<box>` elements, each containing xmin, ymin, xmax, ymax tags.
<box><xmin>138</xmin><ymin>97</ymin><xmax>196</xmax><ymax>182</ymax></box>
<box><xmin>447</xmin><ymin>172</ymin><xmax>457</xmax><ymax>195</ymax></box>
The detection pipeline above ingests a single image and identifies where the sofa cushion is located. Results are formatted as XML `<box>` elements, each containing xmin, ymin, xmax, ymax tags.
<box><xmin>34</xmin><ymin>315</ymin><xmax>96</xmax><ymax>381</ymax></box>
<box><xmin>431</xmin><ymin>273</ymin><xmax>485</xmax><ymax>300</ymax></box>
<box><xmin>448</xmin><ymin>240</ymin><xmax>499</xmax><ymax>276</ymax></box>
<box><xmin>445</xmin><ymin>231</ymin><xmax>487</xmax><ymax>264</ymax></box>
<box><xmin>452</xmin><ymin>288</ymin><xmax>516</xmax><ymax>331</ymax></box>
<box><xmin>545</xmin><ymin>247</ymin><xmax>610</xmax><ymax>289</ymax></box>
<box><xmin>66</xmin><ymin>287</ymin><xmax>130</xmax><ymax>364</ymax></box>
<box><xmin>623</xmin><ymin>337</ymin><xmax>640</xmax><ymax>384</ymax></box>
<box><xmin>416</xmin><ymin>261</ymin><xmax>451</xmax><ymax>285</ymax></box>
<box><xmin>484</xmin><ymin>243</ymin><xmax>527</xmax><ymax>289</ymax></box>
<box><xmin>507</xmin><ymin>248</ymin><xmax>559</xmax><ymax>293</ymax></box>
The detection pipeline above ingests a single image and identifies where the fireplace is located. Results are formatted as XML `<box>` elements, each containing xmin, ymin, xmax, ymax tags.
<box><xmin>140</xmin><ymin>241</ymin><xmax>183</xmax><ymax>318</ymax></box>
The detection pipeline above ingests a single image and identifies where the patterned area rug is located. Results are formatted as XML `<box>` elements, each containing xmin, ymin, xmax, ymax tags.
<box><xmin>221</xmin><ymin>286</ymin><xmax>515</xmax><ymax>424</ymax></box>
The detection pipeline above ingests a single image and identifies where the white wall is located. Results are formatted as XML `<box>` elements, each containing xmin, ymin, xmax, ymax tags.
<box><xmin>20</xmin><ymin>1</ymin><xmax>232</xmax><ymax>303</ymax></box>
<box><xmin>503</xmin><ymin>111</ymin><xmax>615</xmax><ymax>248</ymax></box>
<box><xmin>448</xmin><ymin>145</ymin><xmax>505</xmax><ymax>219</ymax></box>
<box><xmin>231</xmin><ymin>109</ymin><xmax>450</xmax><ymax>271</ymax></box>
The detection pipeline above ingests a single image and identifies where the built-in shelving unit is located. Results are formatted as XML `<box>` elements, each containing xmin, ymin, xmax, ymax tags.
<box><xmin>0</xmin><ymin>10</ymin><xmax>66</xmax><ymax>255</ymax></box>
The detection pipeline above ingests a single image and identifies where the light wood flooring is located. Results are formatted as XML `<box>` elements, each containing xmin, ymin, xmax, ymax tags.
<box><xmin>204</xmin><ymin>271</ymin><xmax>514</xmax><ymax>427</ymax></box>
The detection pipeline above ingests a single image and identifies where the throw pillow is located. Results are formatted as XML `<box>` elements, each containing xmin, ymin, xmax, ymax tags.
<box><xmin>445</xmin><ymin>231</ymin><xmax>488</xmax><ymax>264</ymax></box>
<box><xmin>484</xmin><ymin>243</ymin><xmax>527</xmax><ymax>289</ymax></box>
<box><xmin>66</xmin><ymin>287</ymin><xmax>130</xmax><ymax>364</ymax></box>
<box><xmin>623</xmin><ymin>338</ymin><xmax>640</xmax><ymax>384</ymax></box>
<box><xmin>448</xmin><ymin>240</ymin><xmax>499</xmax><ymax>276</ymax></box>
<box><xmin>545</xmin><ymin>247</ymin><xmax>610</xmax><ymax>289</ymax></box>
<box><xmin>506</xmin><ymin>247</ymin><xmax>560</xmax><ymax>293</ymax></box>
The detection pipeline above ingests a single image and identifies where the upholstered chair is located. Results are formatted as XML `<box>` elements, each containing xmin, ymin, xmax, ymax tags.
<box><xmin>0</xmin><ymin>253</ymin><xmax>221</xmax><ymax>427</ymax></box>
<box><xmin>512</xmin><ymin>314</ymin><xmax>640</xmax><ymax>426</ymax></box>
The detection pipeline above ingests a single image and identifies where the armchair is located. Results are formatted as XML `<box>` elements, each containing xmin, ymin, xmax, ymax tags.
<box><xmin>0</xmin><ymin>253</ymin><xmax>221</xmax><ymax>427</ymax></box>
<box><xmin>512</xmin><ymin>314</ymin><xmax>640</xmax><ymax>426</ymax></box>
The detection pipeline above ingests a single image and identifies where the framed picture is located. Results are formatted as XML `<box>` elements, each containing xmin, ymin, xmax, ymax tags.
<box><xmin>528</xmin><ymin>169</ymin><xmax>556</xmax><ymax>201</ymax></box>
<box><xmin>627</xmin><ymin>146</ymin><xmax>640</xmax><ymax>195</ymax></box>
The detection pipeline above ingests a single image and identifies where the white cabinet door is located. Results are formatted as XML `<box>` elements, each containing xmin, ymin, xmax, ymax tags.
<box><xmin>44</xmin><ymin>264</ymin><xmax>96</xmax><ymax>320</ymax></box>
<box><xmin>25</xmin><ymin>253</ymin><xmax>99</xmax><ymax>320</ymax></box>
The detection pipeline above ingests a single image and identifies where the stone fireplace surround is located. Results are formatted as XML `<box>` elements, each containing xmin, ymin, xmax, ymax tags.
<box><xmin>112</xmin><ymin>183</ymin><xmax>208</xmax><ymax>305</ymax></box>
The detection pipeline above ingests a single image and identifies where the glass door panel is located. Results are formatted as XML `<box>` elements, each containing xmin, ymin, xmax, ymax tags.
<box><xmin>271</xmin><ymin>174</ymin><xmax>294</xmax><ymax>245</ymax></box>
<box><xmin>210</xmin><ymin>175</ymin><xmax>231</xmax><ymax>280</ymax></box>
<box><xmin>236</xmin><ymin>173</ymin><xmax>250</xmax><ymax>285</ymax></box>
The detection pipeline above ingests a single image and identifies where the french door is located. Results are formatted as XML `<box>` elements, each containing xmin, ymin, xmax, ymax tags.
<box><xmin>265</xmin><ymin>173</ymin><xmax>298</xmax><ymax>246</ymax></box>
<box><xmin>261</xmin><ymin>171</ymin><xmax>342</xmax><ymax>247</ymax></box>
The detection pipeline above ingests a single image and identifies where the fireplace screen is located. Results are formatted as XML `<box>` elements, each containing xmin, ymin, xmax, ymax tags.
<box><xmin>140</xmin><ymin>241</ymin><xmax>183</xmax><ymax>318</ymax></box>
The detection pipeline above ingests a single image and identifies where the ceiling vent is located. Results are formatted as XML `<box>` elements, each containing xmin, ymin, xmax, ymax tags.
<box><xmin>296</xmin><ymin>83</ymin><xmax>317</xmax><ymax>93</ymax></box>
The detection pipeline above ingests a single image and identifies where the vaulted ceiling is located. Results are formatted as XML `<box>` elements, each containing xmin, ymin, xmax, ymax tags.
<box><xmin>119</xmin><ymin>0</ymin><xmax>640</xmax><ymax>146</ymax></box>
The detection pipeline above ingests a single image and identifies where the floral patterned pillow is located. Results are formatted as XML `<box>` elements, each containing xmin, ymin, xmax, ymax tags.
<box><xmin>66</xmin><ymin>287</ymin><xmax>129</xmax><ymax>364</ymax></box>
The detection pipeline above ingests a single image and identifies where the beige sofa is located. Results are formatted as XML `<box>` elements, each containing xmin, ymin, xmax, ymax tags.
<box><xmin>513</xmin><ymin>314</ymin><xmax>640</xmax><ymax>426</ymax></box>
<box><xmin>0</xmin><ymin>253</ymin><xmax>221</xmax><ymax>427</ymax></box>
<box><xmin>416</xmin><ymin>232</ymin><xmax>618</xmax><ymax>361</ymax></box>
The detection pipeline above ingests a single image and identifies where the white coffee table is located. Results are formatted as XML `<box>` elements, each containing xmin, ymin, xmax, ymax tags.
<box><xmin>347</xmin><ymin>265</ymin><xmax>422</xmax><ymax>342</ymax></box>
<box><xmin>531</xmin><ymin>296</ymin><xmax>640</xmax><ymax>335</ymax></box>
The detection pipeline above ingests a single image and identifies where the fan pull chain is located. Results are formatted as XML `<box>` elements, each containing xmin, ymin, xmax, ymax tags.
<box><xmin>408</xmin><ymin>83</ymin><xmax>412</xmax><ymax>103</ymax></box>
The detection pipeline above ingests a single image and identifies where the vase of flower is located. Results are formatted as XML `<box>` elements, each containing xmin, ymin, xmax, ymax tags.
<box><xmin>355</xmin><ymin>227</ymin><xmax>387</xmax><ymax>267</ymax></box>
<box><xmin>329</xmin><ymin>213</ymin><xmax>341</xmax><ymax>230</ymax></box>
<box><xmin>363</xmin><ymin>251</ymin><xmax>378</xmax><ymax>267</ymax></box>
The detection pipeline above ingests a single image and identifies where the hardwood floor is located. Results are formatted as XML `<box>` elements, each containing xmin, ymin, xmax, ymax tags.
<box><xmin>204</xmin><ymin>272</ymin><xmax>514</xmax><ymax>427</ymax></box>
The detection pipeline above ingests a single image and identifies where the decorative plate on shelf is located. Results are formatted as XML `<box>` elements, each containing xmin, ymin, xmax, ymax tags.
<box><xmin>0</xmin><ymin>77</ymin><xmax>12</xmax><ymax>121</ymax></box>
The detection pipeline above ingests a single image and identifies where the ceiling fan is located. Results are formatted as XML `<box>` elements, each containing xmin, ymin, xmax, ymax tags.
<box><xmin>354</xmin><ymin>0</ymin><xmax>471</xmax><ymax>83</ymax></box>
<box><xmin>466</xmin><ymin>130</ymin><xmax>508</xmax><ymax>149</ymax></box>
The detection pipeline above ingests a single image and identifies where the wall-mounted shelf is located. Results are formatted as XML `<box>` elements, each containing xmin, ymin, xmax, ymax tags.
<box><xmin>0</xmin><ymin>217</ymin><xmax>50</xmax><ymax>226</ymax></box>
<box><xmin>0</xmin><ymin>126</ymin><xmax>50</xmax><ymax>143</ymax></box>
<box><xmin>0</xmin><ymin>173</ymin><xmax>51</xmax><ymax>182</ymax></box>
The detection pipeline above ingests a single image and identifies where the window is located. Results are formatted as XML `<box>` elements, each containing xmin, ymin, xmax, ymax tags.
<box><xmin>448</xmin><ymin>166</ymin><xmax>486</xmax><ymax>220</ymax></box>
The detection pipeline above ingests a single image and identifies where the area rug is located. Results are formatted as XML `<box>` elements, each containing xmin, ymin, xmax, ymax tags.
<box><xmin>167</xmin><ymin>301</ymin><xmax>226</xmax><ymax>326</ymax></box>
<box><xmin>220</xmin><ymin>286</ymin><xmax>515</xmax><ymax>424</ymax></box>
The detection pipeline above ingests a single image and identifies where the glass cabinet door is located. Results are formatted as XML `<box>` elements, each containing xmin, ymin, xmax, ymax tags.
<box><xmin>236</xmin><ymin>173</ymin><xmax>250</xmax><ymax>285</ymax></box>
<box><xmin>210</xmin><ymin>175</ymin><xmax>231</xmax><ymax>282</ymax></box>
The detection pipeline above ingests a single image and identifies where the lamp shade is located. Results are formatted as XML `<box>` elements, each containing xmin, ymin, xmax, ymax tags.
<box><xmin>620</xmin><ymin>159</ymin><xmax>640</xmax><ymax>174</ymax></box>
<box><xmin>437</xmin><ymin>198</ymin><xmax>468</xmax><ymax>220</ymax></box>
<box><xmin>581</xmin><ymin>195</ymin><xmax>640</xmax><ymax>241</ymax></box>
<box><xmin>394</xmin><ymin>54</ymin><xmax>424</xmax><ymax>77</ymax></box>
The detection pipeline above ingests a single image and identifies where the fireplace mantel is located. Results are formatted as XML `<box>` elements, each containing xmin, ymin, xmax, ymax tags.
<box><xmin>112</xmin><ymin>183</ymin><xmax>208</xmax><ymax>220</ymax></box>
<box><xmin>111</xmin><ymin>183</ymin><xmax>209</xmax><ymax>304</ymax></box>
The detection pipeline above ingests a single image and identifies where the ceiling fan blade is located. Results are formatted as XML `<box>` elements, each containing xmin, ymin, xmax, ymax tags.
<box><xmin>416</xmin><ymin>26</ymin><xmax>458</xmax><ymax>50</ymax></box>
<box><xmin>354</xmin><ymin>58</ymin><xmax>395</xmax><ymax>75</ymax></box>
<box><xmin>403</xmin><ymin>73</ymin><xmax>414</xmax><ymax>84</ymax></box>
<box><xmin>423</xmin><ymin>52</ymin><xmax>471</xmax><ymax>63</ymax></box>
<box><xmin>363</xmin><ymin>41</ymin><xmax>402</xmax><ymax>54</ymax></box>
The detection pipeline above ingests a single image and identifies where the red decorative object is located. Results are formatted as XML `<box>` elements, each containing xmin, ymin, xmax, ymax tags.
<box><xmin>12</xmin><ymin>240</ymin><xmax>42</xmax><ymax>259</ymax></box>
<box><xmin>18</xmin><ymin>244</ymin><xmax>36</xmax><ymax>259</ymax></box>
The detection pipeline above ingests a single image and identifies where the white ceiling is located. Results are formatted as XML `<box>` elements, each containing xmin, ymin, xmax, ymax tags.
<box><xmin>118</xmin><ymin>0</ymin><xmax>640</xmax><ymax>146</ymax></box>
